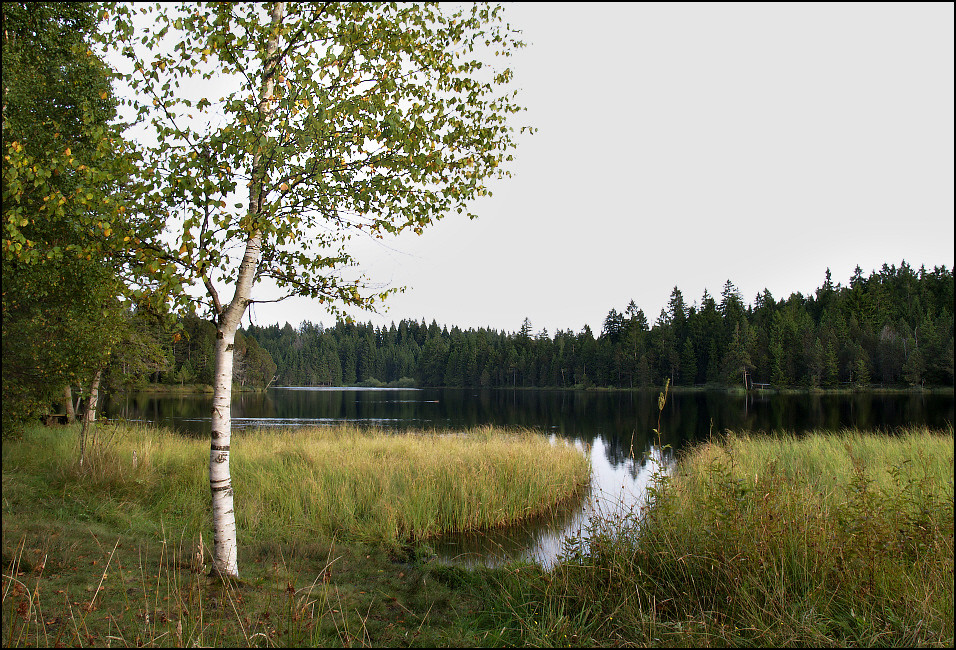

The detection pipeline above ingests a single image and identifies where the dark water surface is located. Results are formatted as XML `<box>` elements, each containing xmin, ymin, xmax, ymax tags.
<box><xmin>101</xmin><ymin>387</ymin><xmax>954</xmax><ymax>567</ymax></box>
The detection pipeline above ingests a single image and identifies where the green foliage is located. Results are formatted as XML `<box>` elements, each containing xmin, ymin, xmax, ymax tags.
<box><xmin>1</xmin><ymin>2</ymin><xmax>176</xmax><ymax>435</ymax></box>
<box><xmin>227</xmin><ymin>263</ymin><xmax>955</xmax><ymax>391</ymax></box>
<box><xmin>98</xmin><ymin>1</ymin><xmax>532</xmax><ymax>321</ymax></box>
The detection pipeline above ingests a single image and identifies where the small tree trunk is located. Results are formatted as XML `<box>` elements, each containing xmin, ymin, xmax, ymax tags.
<box><xmin>63</xmin><ymin>386</ymin><xmax>77</xmax><ymax>423</ymax></box>
<box><xmin>78</xmin><ymin>369</ymin><xmax>103</xmax><ymax>469</ymax></box>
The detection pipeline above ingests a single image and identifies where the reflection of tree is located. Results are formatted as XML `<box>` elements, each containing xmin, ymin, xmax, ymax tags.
<box><xmin>102</xmin><ymin>388</ymin><xmax>954</xmax><ymax>442</ymax></box>
<box><xmin>602</xmin><ymin>434</ymin><xmax>634</xmax><ymax>469</ymax></box>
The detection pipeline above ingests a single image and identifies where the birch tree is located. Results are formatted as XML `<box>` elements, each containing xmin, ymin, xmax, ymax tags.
<box><xmin>102</xmin><ymin>1</ymin><xmax>530</xmax><ymax>578</ymax></box>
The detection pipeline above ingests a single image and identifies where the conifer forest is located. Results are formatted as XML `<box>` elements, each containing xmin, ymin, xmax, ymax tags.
<box><xmin>158</xmin><ymin>262</ymin><xmax>953</xmax><ymax>391</ymax></box>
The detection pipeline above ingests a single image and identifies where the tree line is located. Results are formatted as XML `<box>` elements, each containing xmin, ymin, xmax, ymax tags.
<box><xmin>139</xmin><ymin>261</ymin><xmax>952</xmax><ymax>391</ymax></box>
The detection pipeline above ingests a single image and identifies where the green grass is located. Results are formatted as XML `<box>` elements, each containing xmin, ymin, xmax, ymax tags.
<box><xmin>4</xmin><ymin>422</ymin><xmax>953</xmax><ymax>647</ymax></box>
<box><xmin>3</xmin><ymin>422</ymin><xmax>590</xmax><ymax>545</ymax></box>
<box><xmin>2</xmin><ymin>421</ymin><xmax>589</xmax><ymax>647</ymax></box>
<box><xmin>481</xmin><ymin>426</ymin><xmax>954</xmax><ymax>647</ymax></box>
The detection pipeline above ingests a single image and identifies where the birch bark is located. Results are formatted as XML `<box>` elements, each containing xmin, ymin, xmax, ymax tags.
<box><xmin>208</xmin><ymin>1</ymin><xmax>284</xmax><ymax>579</ymax></box>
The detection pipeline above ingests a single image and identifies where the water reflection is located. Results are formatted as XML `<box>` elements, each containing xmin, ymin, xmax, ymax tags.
<box><xmin>432</xmin><ymin>438</ymin><xmax>675</xmax><ymax>569</ymax></box>
<box><xmin>100</xmin><ymin>387</ymin><xmax>953</xmax><ymax>567</ymax></box>
<box><xmin>102</xmin><ymin>388</ymin><xmax>953</xmax><ymax>442</ymax></box>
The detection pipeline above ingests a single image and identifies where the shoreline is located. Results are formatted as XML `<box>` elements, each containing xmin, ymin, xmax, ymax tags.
<box><xmin>112</xmin><ymin>383</ymin><xmax>954</xmax><ymax>395</ymax></box>
<box><xmin>2</xmin><ymin>424</ymin><xmax>951</xmax><ymax>647</ymax></box>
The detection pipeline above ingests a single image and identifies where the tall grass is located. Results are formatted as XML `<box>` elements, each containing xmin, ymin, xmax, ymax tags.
<box><xmin>235</xmin><ymin>425</ymin><xmax>590</xmax><ymax>544</ymax></box>
<box><xmin>2</xmin><ymin>421</ymin><xmax>590</xmax><ymax>647</ymax></box>
<box><xmin>3</xmin><ymin>422</ymin><xmax>590</xmax><ymax>546</ymax></box>
<box><xmin>483</xmin><ymin>426</ymin><xmax>954</xmax><ymax>647</ymax></box>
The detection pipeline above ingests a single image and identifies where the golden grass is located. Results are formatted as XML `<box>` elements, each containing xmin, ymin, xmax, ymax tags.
<box><xmin>5</xmin><ymin>422</ymin><xmax>591</xmax><ymax>546</ymax></box>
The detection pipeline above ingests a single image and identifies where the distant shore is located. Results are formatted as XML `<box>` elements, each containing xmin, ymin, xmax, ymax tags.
<box><xmin>112</xmin><ymin>382</ymin><xmax>953</xmax><ymax>395</ymax></box>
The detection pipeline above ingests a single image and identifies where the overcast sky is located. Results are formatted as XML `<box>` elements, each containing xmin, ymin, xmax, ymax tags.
<box><xmin>136</xmin><ymin>2</ymin><xmax>956</xmax><ymax>336</ymax></box>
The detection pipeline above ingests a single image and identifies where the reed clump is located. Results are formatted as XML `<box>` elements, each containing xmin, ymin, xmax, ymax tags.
<box><xmin>483</xmin><ymin>426</ymin><xmax>954</xmax><ymax>647</ymax></box>
<box><xmin>234</xmin><ymin>424</ymin><xmax>590</xmax><ymax>544</ymax></box>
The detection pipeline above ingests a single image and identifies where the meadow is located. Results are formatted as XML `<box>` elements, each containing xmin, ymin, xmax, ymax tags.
<box><xmin>486</xmin><ymin>426</ymin><xmax>954</xmax><ymax>646</ymax></box>
<box><xmin>3</xmin><ymin>421</ymin><xmax>953</xmax><ymax>647</ymax></box>
<box><xmin>2</xmin><ymin>422</ymin><xmax>589</xmax><ymax>646</ymax></box>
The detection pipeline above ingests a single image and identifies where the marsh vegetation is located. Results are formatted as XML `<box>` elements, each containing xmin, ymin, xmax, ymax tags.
<box><xmin>4</xmin><ymin>422</ymin><xmax>952</xmax><ymax>647</ymax></box>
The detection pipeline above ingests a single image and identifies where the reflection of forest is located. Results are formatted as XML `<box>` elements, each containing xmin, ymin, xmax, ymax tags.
<box><xmin>102</xmin><ymin>388</ymin><xmax>953</xmax><ymax>446</ymax></box>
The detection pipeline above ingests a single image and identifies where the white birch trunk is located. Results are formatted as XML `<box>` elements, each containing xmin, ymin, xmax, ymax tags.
<box><xmin>209</xmin><ymin>1</ymin><xmax>284</xmax><ymax>579</ymax></box>
<box><xmin>209</xmin><ymin>319</ymin><xmax>240</xmax><ymax>576</ymax></box>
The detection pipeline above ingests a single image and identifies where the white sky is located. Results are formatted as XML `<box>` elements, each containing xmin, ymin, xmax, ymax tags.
<box><xmin>123</xmin><ymin>2</ymin><xmax>956</xmax><ymax>336</ymax></box>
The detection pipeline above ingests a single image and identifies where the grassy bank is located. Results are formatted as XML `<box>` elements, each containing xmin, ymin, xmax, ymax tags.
<box><xmin>2</xmin><ymin>423</ymin><xmax>589</xmax><ymax>547</ymax></box>
<box><xmin>4</xmin><ymin>424</ymin><xmax>953</xmax><ymax>647</ymax></box>
<box><xmin>483</xmin><ymin>426</ymin><xmax>954</xmax><ymax>646</ymax></box>
<box><xmin>111</xmin><ymin>383</ymin><xmax>272</xmax><ymax>394</ymax></box>
<box><xmin>2</xmin><ymin>422</ymin><xmax>588</xmax><ymax>646</ymax></box>
<box><xmin>111</xmin><ymin>383</ymin><xmax>215</xmax><ymax>394</ymax></box>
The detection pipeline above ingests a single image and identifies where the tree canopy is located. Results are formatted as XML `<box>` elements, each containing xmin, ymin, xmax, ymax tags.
<box><xmin>100</xmin><ymin>1</ymin><xmax>530</xmax><ymax>320</ymax></box>
<box><xmin>2</xmin><ymin>1</ymin><xmax>172</xmax><ymax>434</ymax></box>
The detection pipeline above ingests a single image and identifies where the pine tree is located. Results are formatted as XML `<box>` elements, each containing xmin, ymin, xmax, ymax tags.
<box><xmin>680</xmin><ymin>339</ymin><xmax>697</xmax><ymax>386</ymax></box>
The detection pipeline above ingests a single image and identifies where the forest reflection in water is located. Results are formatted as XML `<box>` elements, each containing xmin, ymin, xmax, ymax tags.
<box><xmin>101</xmin><ymin>387</ymin><xmax>954</xmax><ymax>567</ymax></box>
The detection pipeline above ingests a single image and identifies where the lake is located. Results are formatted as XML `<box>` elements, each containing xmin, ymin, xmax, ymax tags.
<box><xmin>101</xmin><ymin>387</ymin><xmax>954</xmax><ymax>568</ymax></box>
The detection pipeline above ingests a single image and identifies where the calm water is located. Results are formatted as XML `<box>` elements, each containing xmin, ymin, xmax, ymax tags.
<box><xmin>101</xmin><ymin>387</ymin><xmax>954</xmax><ymax>568</ymax></box>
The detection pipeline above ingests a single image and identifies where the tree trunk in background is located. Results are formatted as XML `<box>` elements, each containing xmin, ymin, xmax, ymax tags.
<box><xmin>78</xmin><ymin>368</ymin><xmax>102</xmax><ymax>469</ymax></box>
<box><xmin>208</xmin><ymin>1</ymin><xmax>284</xmax><ymax>579</ymax></box>
<box><xmin>63</xmin><ymin>385</ymin><xmax>76</xmax><ymax>423</ymax></box>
